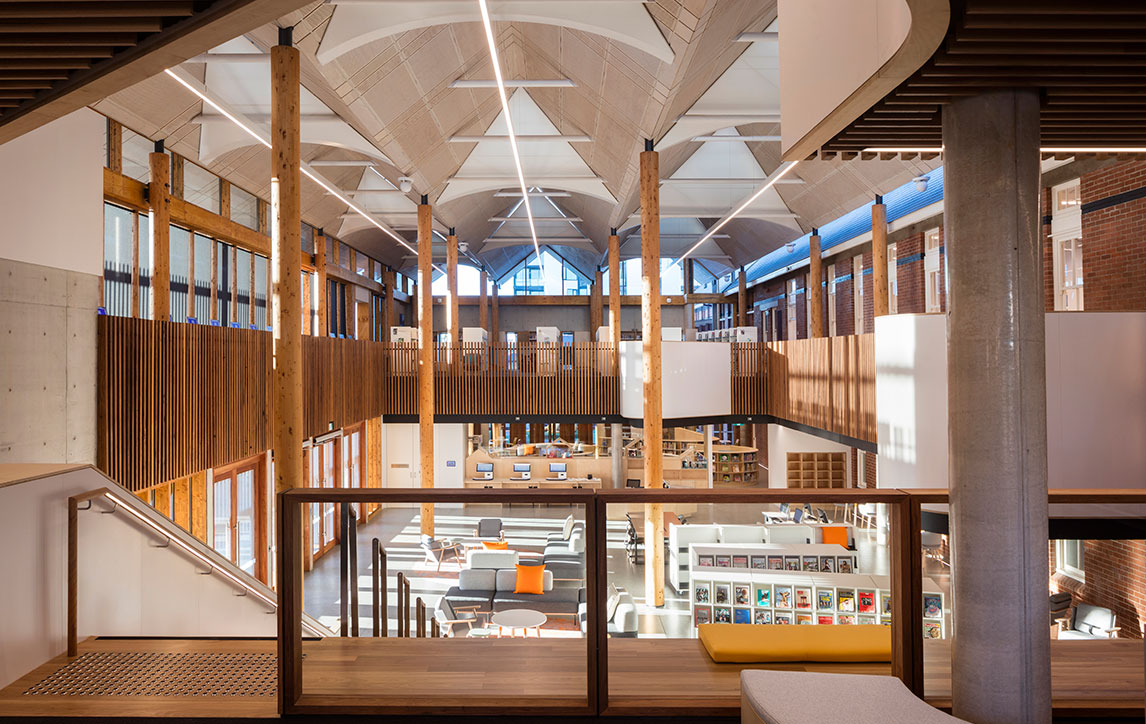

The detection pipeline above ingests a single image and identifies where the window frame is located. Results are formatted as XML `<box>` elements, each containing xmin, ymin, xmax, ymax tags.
<box><xmin>1055</xmin><ymin>539</ymin><xmax>1085</xmax><ymax>582</ymax></box>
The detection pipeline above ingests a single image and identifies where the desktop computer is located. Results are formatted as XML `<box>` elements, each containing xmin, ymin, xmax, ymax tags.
<box><xmin>512</xmin><ymin>463</ymin><xmax>531</xmax><ymax>480</ymax></box>
<box><xmin>548</xmin><ymin>462</ymin><xmax>567</xmax><ymax>480</ymax></box>
<box><xmin>475</xmin><ymin>462</ymin><xmax>493</xmax><ymax>480</ymax></box>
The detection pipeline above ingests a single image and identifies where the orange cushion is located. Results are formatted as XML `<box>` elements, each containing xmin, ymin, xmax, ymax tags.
<box><xmin>821</xmin><ymin>526</ymin><xmax>849</xmax><ymax>547</ymax></box>
<box><xmin>514</xmin><ymin>564</ymin><xmax>546</xmax><ymax>594</ymax></box>
<box><xmin>482</xmin><ymin>540</ymin><xmax>508</xmax><ymax>550</ymax></box>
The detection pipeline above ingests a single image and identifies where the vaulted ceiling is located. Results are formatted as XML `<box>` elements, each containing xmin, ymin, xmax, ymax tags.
<box><xmin>93</xmin><ymin>0</ymin><xmax>941</xmax><ymax>281</ymax></box>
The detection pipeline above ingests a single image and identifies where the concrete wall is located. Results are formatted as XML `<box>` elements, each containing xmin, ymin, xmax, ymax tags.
<box><xmin>0</xmin><ymin>109</ymin><xmax>104</xmax><ymax>463</ymax></box>
<box><xmin>765</xmin><ymin>424</ymin><xmax>853</xmax><ymax>489</ymax></box>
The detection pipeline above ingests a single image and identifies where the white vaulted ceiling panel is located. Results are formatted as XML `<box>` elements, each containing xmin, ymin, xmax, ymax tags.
<box><xmin>436</xmin><ymin>89</ymin><xmax>616</xmax><ymax>206</ymax></box>
<box><xmin>194</xmin><ymin>38</ymin><xmax>391</xmax><ymax>165</ymax></box>
<box><xmin>316</xmin><ymin>0</ymin><xmax>674</xmax><ymax>66</ymax></box>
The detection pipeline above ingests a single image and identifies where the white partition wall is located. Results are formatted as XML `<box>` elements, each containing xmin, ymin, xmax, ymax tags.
<box><xmin>876</xmin><ymin>312</ymin><xmax>1146</xmax><ymax>505</ymax></box>
<box><xmin>766</xmin><ymin>425</ymin><xmax>853</xmax><ymax>489</ymax></box>
<box><xmin>619</xmin><ymin>341</ymin><xmax>731</xmax><ymax>420</ymax></box>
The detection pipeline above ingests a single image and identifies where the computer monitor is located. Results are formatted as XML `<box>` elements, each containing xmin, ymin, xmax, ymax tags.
<box><xmin>549</xmin><ymin>462</ymin><xmax>567</xmax><ymax>479</ymax></box>
<box><xmin>513</xmin><ymin>463</ymin><xmax>531</xmax><ymax>480</ymax></box>
<box><xmin>475</xmin><ymin>462</ymin><xmax>493</xmax><ymax>480</ymax></box>
<box><xmin>625</xmin><ymin>478</ymin><xmax>641</xmax><ymax>489</ymax></box>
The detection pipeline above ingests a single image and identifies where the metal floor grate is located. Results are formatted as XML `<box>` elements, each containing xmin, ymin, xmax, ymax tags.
<box><xmin>22</xmin><ymin>651</ymin><xmax>277</xmax><ymax>697</ymax></box>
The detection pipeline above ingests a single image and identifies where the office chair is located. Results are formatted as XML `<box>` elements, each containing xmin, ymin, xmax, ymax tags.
<box><xmin>817</xmin><ymin>508</ymin><xmax>831</xmax><ymax>524</ymax></box>
<box><xmin>792</xmin><ymin>508</ymin><xmax>804</xmax><ymax>524</ymax></box>
<box><xmin>624</xmin><ymin>514</ymin><xmax>644</xmax><ymax>564</ymax></box>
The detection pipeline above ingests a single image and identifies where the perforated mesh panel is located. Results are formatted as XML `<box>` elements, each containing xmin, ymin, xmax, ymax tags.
<box><xmin>22</xmin><ymin>651</ymin><xmax>276</xmax><ymax>697</ymax></box>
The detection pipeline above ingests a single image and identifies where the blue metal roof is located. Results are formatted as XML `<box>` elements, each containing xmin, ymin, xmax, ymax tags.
<box><xmin>718</xmin><ymin>166</ymin><xmax>945</xmax><ymax>293</ymax></box>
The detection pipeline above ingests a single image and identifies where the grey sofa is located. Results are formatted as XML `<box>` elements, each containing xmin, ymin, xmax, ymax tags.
<box><xmin>577</xmin><ymin>583</ymin><xmax>638</xmax><ymax>637</ymax></box>
<box><xmin>442</xmin><ymin>567</ymin><xmax>583</xmax><ymax>616</ymax></box>
<box><xmin>543</xmin><ymin>520</ymin><xmax>586</xmax><ymax>580</ymax></box>
<box><xmin>1059</xmin><ymin>603</ymin><xmax>1119</xmax><ymax>639</ymax></box>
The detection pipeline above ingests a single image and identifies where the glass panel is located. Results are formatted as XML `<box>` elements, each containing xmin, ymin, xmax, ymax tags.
<box><xmin>183</xmin><ymin>162</ymin><xmax>220</xmax><ymax>214</ymax></box>
<box><xmin>138</xmin><ymin>213</ymin><xmax>151</xmax><ymax>318</ymax></box>
<box><xmin>216</xmin><ymin>242</ymin><xmax>232</xmax><ymax>325</ymax></box>
<box><xmin>310</xmin><ymin>451</ymin><xmax>322</xmax><ymax>555</ymax></box>
<box><xmin>230</xmin><ymin>185</ymin><xmax>258</xmax><ymax>230</ymax></box>
<box><xmin>236</xmin><ymin>248</ymin><xmax>252</xmax><ymax>326</ymax></box>
<box><xmin>212</xmin><ymin>477</ymin><xmax>233</xmax><ymax>561</ymax></box>
<box><xmin>301</xmin><ymin>223</ymin><xmax>314</xmax><ymax>255</ymax></box>
<box><xmin>253</xmin><ymin>254</ymin><xmax>268</xmax><ymax>329</ymax></box>
<box><xmin>356</xmin><ymin>253</ymin><xmax>368</xmax><ymax>277</ymax></box>
<box><xmin>121</xmin><ymin>129</ymin><xmax>154</xmax><ymax>183</ymax></box>
<box><xmin>193</xmin><ymin>234</ymin><xmax>212</xmax><ymax>322</ymax></box>
<box><xmin>169</xmin><ymin>225</ymin><xmax>190</xmax><ymax>322</ymax></box>
<box><xmin>103</xmin><ymin>203</ymin><xmax>134</xmax><ymax>316</ymax></box>
<box><xmin>323</xmin><ymin>441</ymin><xmax>336</xmax><ymax>546</ymax></box>
<box><xmin>236</xmin><ymin>469</ymin><xmax>256</xmax><ymax>574</ymax></box>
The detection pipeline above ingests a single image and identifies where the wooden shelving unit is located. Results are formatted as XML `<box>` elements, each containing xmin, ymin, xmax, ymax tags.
<box><xmin>713</xmin><ymin>445</ymin><xmax>758</xmax><ymax>485</ymax></box>
<box><xmin>785</xmin><ymin>452</ymin><xmax>846</xmax><ymax>488</ymax></box>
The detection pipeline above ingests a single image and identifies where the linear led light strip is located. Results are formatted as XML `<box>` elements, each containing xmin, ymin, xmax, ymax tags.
<box><xmin>670</xmin><ymin>160</ymin><xmax>801</xmax><ymax>268</ymax></box>
<box><xmin>163</xmin><ymin>68</ymin><xmax>442</xmax><ymax>272</ymax></box>
<box><xmin>476</xmin><ymin>0</ymin><xmax>544</xmax><ymax>277</ymax></box>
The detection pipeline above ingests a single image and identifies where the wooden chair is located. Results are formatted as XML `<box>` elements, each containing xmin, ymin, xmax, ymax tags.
<box><xmin>420</xmin><ymin>535</ymin><xmax>462</xmax><ymax>571</ymax></box>
<box><xmin>434</xmin><ymin>599</ymin><xmax>481</xmax><ymax>637</ymax></box>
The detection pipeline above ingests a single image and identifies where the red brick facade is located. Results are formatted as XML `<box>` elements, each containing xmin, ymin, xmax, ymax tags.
<box><xmin>1050</xmin><ymin>540</ymin><xmax>1145</xmax><ymax>640</ymax></box>
<box><xmin>1079</xmin><ymin>160</ymin><xmax>1146</xmax><ymax>311</ymax></box>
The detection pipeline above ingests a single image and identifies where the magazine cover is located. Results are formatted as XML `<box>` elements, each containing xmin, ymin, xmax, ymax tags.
<box><xmin>697</xmin><ymin>554</ymin><xmax>714</xmax><ymax>568</ymax></box>
<box><xmin>837</xmin><ymin>614</ymin><xmax>856</xmax><ymax>625</ymax></box>
<box><xmin>784</xmin><ymin>556</ymin><xmax>801</xmax><ymax>571</ymax></box>
<box><xmin>794</xmin><ymin>587</ymin><xmax>812</xmax><ymax>609</ymax></box>
<box><xmin>796</xmin><ymin>614</ymin><xmax>813</xmax><ymax>625</ymax></box>
<box><xmin>733</xmin><ymin>607</ymin><xmax>752</xmax><ymax>624</ymax></box>
<box><xmin>924</xmin><ymin>621</ymin><xmax>942</xmax><ymax>638</ymax></box>
<box><xmin>837</xmin><ymin>557</ymin><xmax>853</xmax><ymax>574</ymax></box>
<box><xmin>714</xmin><ymin>584</ymin><xmax>730</xmax><ymax>605</ymax></box>
<box><xmin>750</xmin><ymin>556</ymin><xmax>768</xmax><ymax>570</ymax></box>
<box><xmin>817</xmin><ymin>589</ymin><xmax>834</xmax><ymax>611</ymax></box>
<box><xmin>857</xmin><ymin>590</ymin><xmax>876</xmax><ymax>613</ymax></box>
<box><xmin>734</xmin><ymin>584</ymin><xmax>751</xmax><ymax>606</ymax></box>
<box><xmin>755</xmin><ymin>584</ymin><xmax>771</xmax><ymax>607</ymax></box>
<box><xmin>694</xmin><ymin>606</ymin><xmax>711</xmax><ymax>625</ymax></box>
<box><xmin>767</xmin><ymin>555</ymin><xmax>784</xmax><ymax>570</ymax></box>
<box><xmin>924</xmin><ymin>595</ymin><xmax>942</xmax><ymax>618</ymax></box>
<box><xmin>774</xmin><ymin>585</ymin><xmax>792</xmax><ymax>608</ymax></box>
<box><xmin>801</xmin><ymin>556</ymin><xmax>819</xmax><ymax>572</ymax></box>
<box><xmin>754</xmin><ymin>609</ymin><xmax>772</xmax><ymax>624</ymax></box>
<box><xmin>773</xmin><ymin>612</ymin><xmax>793</xmax><ymax>624</ymax></box>
<box><xmin>694</xmin><ymin>583</ymin><xmax>710</xmax><ymax>604</ymax></box>
<box><xmin>880</xmin><ymin>592</ymin><xmax>892</xmax><ymax>615</ymax></box>
<box><xmin>714</xmin><ymin>606</ymin><xmax>732</xmax><ymax>623</ymax></box>
<box><xmin>817</xmin><ymin>614</ymin><xmax>835</xmax><ymax>625</ymax></box>
<box><xmin>837</xmin><ymin>589</ymin><xmax>856</xmax><ymax>612</ymax></box>
<box><xmin>819</xmin><ymin>556</ymin><xmax>835</xmax><ymax>573</ymax></box>
<box><xmin>716</xmin><ymin>555</ymin><xmax>732</xmax><ymax>568</ymax></box>
<box><xmin>732</xmin><ymin>555</ymin><xmax>749</xmax><ymax>569</ymax></box>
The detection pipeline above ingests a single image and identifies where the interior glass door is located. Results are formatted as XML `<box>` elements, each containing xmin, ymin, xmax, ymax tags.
<box><xmin>235</xmin><ymin>468</ymin><xmax>256</xmax><ymax>575</ymax></box>
<box><xmin>213</xmin><ymin>474</ymin><xmax>233</xmax><ymax>561</ymax></box>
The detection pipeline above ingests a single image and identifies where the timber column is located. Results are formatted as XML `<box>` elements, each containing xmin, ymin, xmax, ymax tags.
<box><xmin>944</xmin><ymin>89</ymin><xmax>1049</xmax><ymax>724</ymax></box>
<box><xmin>383</xmin><ymin>266</ymin><xmax>394</xmax><ymax>339</ymax></box>
<box><xmin>491</xmin><ymin>280</ymin><xmax>499</xmax><ymax>343</ymax></box>
<box><xmin>872</xmin><ymin>196</ymin><xmax>889</xmax><ymax>317</ymax></box>
<box><xmin>479</xmin><ymin>270</ymin><xmax>489</xmax><ymax>330</ymax></box>
<box><xmin>148</xmin><ymin>140</ymin><xmax>170</xmax><ymax>321</ymax></box>
<box><xmin>417</xmin><ymin>195</ymin><xmax>435</xmax><ymax>536</ymax></box>
<box><xmin>271</xmin><ymin>29</ymin><xmax>303</xmax><ymax>498</ymax></box>
<box><xmin>447</xmin><ymin>228</ymin><xmax>460</xmax><ymax>356</ymax></box>
<box><xmin>589</xmin><ymin>269</ymin><xmax>603</xmax><ymax>338</ymax></box>
<box><xmin>640</xmin><ymin>139</ymin><xmax>664</xmax><ymax>607</ymax></box>
<box><xmin>809</xmin><ymin>229</ymin><xmax>824</xmax><ymax>337</ymax></box>
<box><xmin>314</xmin><ymin>231</ymin><xmax>326</xmax><ymax>336</ymax></box>
<box><xmin>608</xmin><ymin>227</ymin><xmax>623</xmax><ymax>489</ymax></box>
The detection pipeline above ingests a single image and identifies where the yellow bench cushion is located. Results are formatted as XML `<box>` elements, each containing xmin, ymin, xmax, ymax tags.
<box><xmin>698</xmin><ymin>624</ymin><xmax>891</xmax><ymax>663</ymax></box>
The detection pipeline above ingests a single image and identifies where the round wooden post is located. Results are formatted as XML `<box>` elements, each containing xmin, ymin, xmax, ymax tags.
<box><xmin>608</xmin><ymin>228</ymin><xmax>621</xmax><ymax>373</ymax></box>
<box><xmin>872</xmin><ymin>196</ymin><xmax>889</xmax><ymax>318</ymax></box>
<box><xmin>809</xmin><ymin>230</ymin><xmax>824</xmax><ymax>338</ymax></box>
<box><xmin>148</xmin><ymin>143</ymin><xmax>170</xmax><ymax>322</ymax></box>
<box><xmin>640</xmin><ymin>139</ymin><xmax>664</xmax><ymax>607</ymax></box>
<box><xmin>447</xmin><ymin>228</ymin><xmax>460</xmax><ymax>355</ymax></box>
<box><xmin>417</xmin><ymin>197</ymin><xmax>435</xmax><ymax>536</ymax></box>
<box><xmin>271</xmin><ymin>32</ymin><xmax>303</xmax><ymax>495</ymax></box>
<box><xmin>314</xmin><ymin>232</ymin><xmax>327</xmax><ymax>336</ymax></box>
<box><xmin>383</xmin><ymin>266</ymin><xmax>394</xmax><ymax>340</ymax></box>
<box><xmin>479</xmin><ymin>270</ymin><xmax>489</xmax><ymax>330</ymax></box>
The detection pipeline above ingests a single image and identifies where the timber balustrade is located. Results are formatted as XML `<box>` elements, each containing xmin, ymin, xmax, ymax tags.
<box><xmin>96</xmin><ymin>316</ymin><xmax>875</xmax><ymax>491</ymax></box>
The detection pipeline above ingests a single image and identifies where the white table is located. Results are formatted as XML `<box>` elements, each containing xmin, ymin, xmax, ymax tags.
<box><xmin>490</xmin><ymin>608</ymin><xmax>547</xmax><ymax>638</ymax></box>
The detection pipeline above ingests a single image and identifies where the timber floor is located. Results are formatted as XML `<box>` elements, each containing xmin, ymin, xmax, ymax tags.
<box><xmin>0</xmin><ymin>636</ymin><xmax>1141</xmax><ymax>719</ymax></box>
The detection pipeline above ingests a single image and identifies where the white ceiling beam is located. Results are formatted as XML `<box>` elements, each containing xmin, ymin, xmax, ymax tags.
<box><xmin>677</xmin><ymin>112</ymin><xmax>781</xmax><ymax>123</ymax></box>
<box><xmin>493</xmin><ymin>190</ymin><xmax>571</xmax><ymax>198</ymax></box>
<box><xmin>627</xmin><ymin>212</ymin><xmax>800</xmax><ymax>220</ymax></box>
<box><xmin>450</xmin><ymin>79</ymin><xmax>575</xmax><ymax>88</ymax></box>
<box><xmin>488</xmin><ymin>216</ymin><xmax>582</xmax><ymax>223</ymax></box>
<box><xmin>735</xmin><ymin>31</ymin><xmax>779</xmax><ymax>42</ymax></box>
<box><xmin>660</xmin><ymin>177</ymin><xmax>804</xmax><ymax>185</ymax></box>
<box><xmin>691</xmin><ymin>135</ymin><xmax>781</xmax><ymax>142</ymax></box>
<box><xmin>448</xmin><ymin>175</ymin><xmax>603</xmax><ymax>182</ymax></box>
<box><xmin>448</xmin><ymin>134</ymin><xmax>590</xmax><ymax>143</ymax></box>
<box><xmin>192</xmin><ymin>113</ymin><xmax>339</xmax><ymax>123</ymax></box>
<box><xmin>186</xmin><ymin>53</ymin><xmax>267</xmax><ymax>63</ymax></box>
<box><xmin>308</xmin><ymin>159</ymin><xmax>378</xmax><ymax>167</ymax></box>
<box><xmin>483</xmin><ymin>237</ymin><xmax>593</xmax><ymax>244</ymax></box>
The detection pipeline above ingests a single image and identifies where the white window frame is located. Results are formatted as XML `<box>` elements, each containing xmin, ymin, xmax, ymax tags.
<box><xmin>1055</xmin><ymin>539</ymin><xmax>1085</xmax><ymax>582</ymax></box>
<box><xmin>786</xmin><ymin>279</ymin><xmax>798</xmax><ymax>340</ymax></box>
<box><xmin>1051</xmin><ymin>179</ymin><xmax>1084</xmax><ymax>311</ymax></box>
<box><xmin>806</xmin><ymin>273</ymin><xmax>812</xmax><ymax>335</ymax></box>
<box><xmin>924</xmin><ymin>228</ymin><xmax>942</xmax><ymax>313</ymax></box>
<box><xmin>852</xmin><ymin>255</ymin><xmax>863</xmax><ymax>332</ymax></box>
<box><xmin>888</xmin><ymin>242</ymin><xmax>898</xmax><ymax>314</ymax></box>
<box><xmin>827</xmin><ymin>263</ymin><xmax>837</xmax><ymax>336</ymax></box>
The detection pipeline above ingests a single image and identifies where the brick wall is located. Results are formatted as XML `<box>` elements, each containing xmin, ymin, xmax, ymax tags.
<box><xmin>1049</xmin><ymin>540</ymin><xmax>1146</xmax><ymax>640</ymax></box>
<box><xmin>833</xmin><ymin>259</ymin><xmax>855</xmax><ymax>336</ymax></box>
<box><xmin>861</xmin><ymin>250</ymin><xmax>874</xmax><ymax>333</ymax></box>
<box><xmin>1041</xmin><ymin>186</ymin><xmax>1055</xmax><ymax>312</ymax></box>
<box><xmin>1079</xmin><ymin>160</ymin><xmax>1146</xmax><ymax>311</ymax></box>
<box><xmin>896</xmin><ymin>231</ymin><xmax>926</xmax><ymax>314</ymax></box>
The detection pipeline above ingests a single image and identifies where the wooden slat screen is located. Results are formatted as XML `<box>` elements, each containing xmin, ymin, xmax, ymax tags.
<box><xmin>97</xmin><ymin>316</ymin><xmax>271</xmax><ymax>492</ymax></box>
<box><xmin>731</xmin><ymin>343</ymin><xmax>769</xmax><ymax>416</ymax></box>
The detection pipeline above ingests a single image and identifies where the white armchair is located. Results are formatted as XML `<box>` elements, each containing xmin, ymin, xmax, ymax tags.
<box><xmin>1059</xmin><ymin>603</ymin><xmax>1119</xmax><ymax>639</ymax></box>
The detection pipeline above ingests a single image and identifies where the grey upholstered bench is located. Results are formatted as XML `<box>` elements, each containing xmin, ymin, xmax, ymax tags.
<box><xmin>741</xmin><ymin>670</ymin><xmax>968</xmax><ymax>724</ymax></box>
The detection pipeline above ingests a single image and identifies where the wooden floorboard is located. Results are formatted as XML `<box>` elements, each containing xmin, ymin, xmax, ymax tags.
<box><xmin>0</xmin><ymin>636</ymin><xmax>1140</xmax><ymax>718</ymax></box>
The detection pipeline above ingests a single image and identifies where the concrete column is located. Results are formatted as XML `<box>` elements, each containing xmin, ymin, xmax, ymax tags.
<box><xmin>872</xmin><ymin>198</ymin><xmax>889</xmax><ymax>318</ymax></box>
<box><xmin>944</xmin><ymin>89</ymin><xmax>1049</xmax><ymax>724</ymax></box>
<box><xmin>611</xmin><ymin>423</ymin><xmax>624</xmax><ymax>488</ymax></box>
<box><xmin>271</xmin><ymin>30</ymin><xmax>303</xmax><ymax>498</ymax></box>
<box><xmin>809</xmin><ymin>231</ymin><xmax>823</xmax><ymax>338</ymax></box>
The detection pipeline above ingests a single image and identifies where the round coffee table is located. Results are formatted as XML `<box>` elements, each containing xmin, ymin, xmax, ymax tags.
<box><xmin>490</xmin><ymin>608</ymin><xmax>547</xmax><ymax>638</ymax></box>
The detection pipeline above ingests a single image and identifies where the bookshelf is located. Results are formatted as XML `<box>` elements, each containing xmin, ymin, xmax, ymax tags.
<box><xmin>785</xmin><ymin>452</ymin><xmax>846</xmax><ymax>488</ymax></box>
<box><xmin>713</xmin><ymin>445</ymin><xmax>758</xmax><ymax>485</ymax></box>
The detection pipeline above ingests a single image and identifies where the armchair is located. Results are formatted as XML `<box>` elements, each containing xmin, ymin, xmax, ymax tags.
<box><xmin>434</xmin><ymin>598</ymin><xmax>481</xmax><ymax>637</ymax></box>
<box><xmin>420</xmin><ymin>534</ymin><xmax>462</xmax><ymax>571</ymax></box>
<box><xmin>1059</xmin><ymin>603</ymin><xmax>1119</xmax><ymax>639</ymax></box>
<box><xmin>474</xmin><ymin>518</ymin><xmax>504</xmax><ymax>541</ymax></box>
